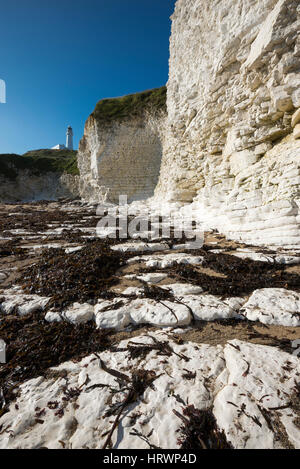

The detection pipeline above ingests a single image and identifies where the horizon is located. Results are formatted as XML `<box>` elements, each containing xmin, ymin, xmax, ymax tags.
<box><xmin>0</xmin><ymin>0</ymin><xmax>175</xmax><ymax>154</ymax></box>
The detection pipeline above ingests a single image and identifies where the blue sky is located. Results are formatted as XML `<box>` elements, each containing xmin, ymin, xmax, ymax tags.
<box><xmin>0</xmin><ymin>0</ymin><xmax>175</xmax><ymax>154</ymax></box>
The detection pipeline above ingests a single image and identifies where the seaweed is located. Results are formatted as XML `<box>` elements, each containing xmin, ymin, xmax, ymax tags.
<box><xmin>126</xmin><ymin>335</ymin><xmax>190</xmax><ymax>362</ymax></box>
<box><xmin>0</xmin><ymin>312</ymin><xmax>112</xmax><ymax>416</ymax></box>
<box><xmin>169</xmin><ymin>251</ymin><xmax>300</xmax><ymax>297</ymax></box>
<box><xmin>174</xmin><ymin>405</ymin><xmax>233</xmax><ymax>449</ymax></box>
<box><xmin>98</xmin><ymin>359</ymin><xmax>160</xmax><ymax>449</ymax></box>
<box><xmin>19</xmin><ymin>240</ymin><xmax>125</xmax><ymax>310</ymax></box>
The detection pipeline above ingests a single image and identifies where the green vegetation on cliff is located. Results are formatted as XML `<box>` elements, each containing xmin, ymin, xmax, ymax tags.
<box><xmin>91</xmin><ymin>86</ymin><xmax>167</xmax><ymax>123</ymax></box>
<box><xmin>0</xmin><ymin>149</ymin><xmax>79</xmax><ymax>180</ymax></box>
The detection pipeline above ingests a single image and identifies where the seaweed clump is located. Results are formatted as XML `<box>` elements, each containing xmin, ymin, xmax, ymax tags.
<box><xmin>19</xmin><ymin>241</ymin><xmax>125</xmax><ymax>310</ymax></box>
<box><xmin>171</xmin><ymin>252</ymin><xmax>300</xmax><ymax>297</ymax></box>
<box><xmin>0</xmin><ymin>312</ymin><xmax>111</xmax><ymax>417</ymax></box>
<box><xmin>174</xmin><ymin>405</ymin><xmax>233</xmax><ymax>449</ymax></box>
<box><xmin>99</xmin><ymin>358</ymin><xmax>159</xmax><ymax>449</ymax></box>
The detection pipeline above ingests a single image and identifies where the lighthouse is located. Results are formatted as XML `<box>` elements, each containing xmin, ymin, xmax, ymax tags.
<box><xmin>66</xmin><ymin>126</ymin><xmax>74</xmax><ymax>150</ymax></box>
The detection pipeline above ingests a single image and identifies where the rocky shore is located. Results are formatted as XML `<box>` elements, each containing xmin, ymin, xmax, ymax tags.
<box><xmin>1</xmin><ymin>0</ymin><xmax>300</xmax><ymax>451</ymax></box>
<box><xmin>0</xmin><ymin>199</ymin><xmax>299</xmax><ymax>449</ymax></box>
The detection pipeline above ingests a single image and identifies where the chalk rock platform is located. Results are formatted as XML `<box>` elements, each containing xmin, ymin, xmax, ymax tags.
<box><xmin>0</xmin><ymin>200</ymin><xmax>299</xmax><ymax>450</ymax></box>
<box><xmin>0</xmin><ymin>333</ymin><xmax>299</xmax><ymax>449</ymax></box>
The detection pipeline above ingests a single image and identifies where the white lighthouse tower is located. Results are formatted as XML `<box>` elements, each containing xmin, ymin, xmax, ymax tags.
<box><xmin>66</xmin><ymin>126</ymin><xmax>74</xmax><ymax>151</ymax></box>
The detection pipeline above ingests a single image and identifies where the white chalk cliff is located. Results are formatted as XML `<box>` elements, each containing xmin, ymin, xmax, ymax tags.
<box><xmin>0</xmin><ymin>150</ymin><xmax>80</xmax><ymax>203</ymax></box>
<box><xmin>78</xmin><ymin>0</ymin><xmax>300</xmax><ymax>247</ymax></box>
<box><xmin>0</xmin><ymin>171</ymin><xmax>79</xmax><ymax>203</ymax></box>
<box><xmin>78</xmin><ymin>89</ymin><xmax>166</xmax><ymax>204</ymax></box>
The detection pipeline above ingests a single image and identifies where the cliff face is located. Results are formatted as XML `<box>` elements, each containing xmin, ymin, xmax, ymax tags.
<box><xmin>0</xmin><ymin>151</ymin><xmax>80</xmax><ymax>203</ymax></box>
<box><xmin>78</xmin><ymin>88</ymin><xmax>166</xmax><ymax>203</ymax></box>
<box><xmin>77</xmin><ymin>1</ymin><xmax>300</xmax><ymax>247</ymax></box>
<box><xmin>155</xmin><ymin>0</ymin><xmax>300</xmax><ymax>247</ymax></box>
<box><xmin>0</xmin><ymin>171</ymin><xmax>79</xmax><ymax>203</ymax></box>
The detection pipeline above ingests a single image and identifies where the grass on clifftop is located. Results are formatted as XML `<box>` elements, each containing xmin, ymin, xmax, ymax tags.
<box><xmin>91</xmin><ymin>86</ymin><xmax>167</xmax><ymax>123</ymax></box>
<box><xmin>0</xmin><ymin>149</ymin><xmax>79</xmax><ymax>180</ymax></box>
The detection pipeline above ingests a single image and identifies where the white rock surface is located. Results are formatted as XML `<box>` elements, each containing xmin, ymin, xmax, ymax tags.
<box><xmin>95</xmin><ymin>297</ymin><xmax>191</xmax><ymax>329</ymax></box>
<box><xmin>231</xmin><ymin>251</ymin><xmax>275</xmax><ymax>263</ymax></box>
<box><xmin>95</xmin><ymin>299</ymin><xmax>131</xmax><ymax>330</ymax></box>
<box><xmin>111</xmin><ymin>242</ymin><xmax>169</xmax><ymax>253</ymax></box>
<box><xmin>275</xmin><ymin>254</ymin><xmax>300</xmax><ymax>265</ymax></box>
<box><xmin>95</xmin><ymin>307</ymin><xmax>131</xmax><ymax>330</ymax></box>
<box><xmin>78</xmin><ymin>98</ymin><xmax>165</xmax><ymax>204</ymax></box>
<box><xmin>40</xmin><ymin>287</ymin><xmax>299</xmax><ymax>329</ymax></box>
<box><xmin>122</xmin><ymin>286</ymin><xmax>145</xmax><ymax>297</ymax></box>
<box><xmin>0</xmin><ymin>292</ymin><xmax>50</xmax><ymax>316</ymax></box>
<box><xmin>125</xmin><ymin>272</ymin><xmax>168</xmax><ymax>284</ymax></box>
<box><xmin>94</xmin><ymin>292</ymin><xmax>245</xmax><ymax>329</ymax></box>
<box><xmin>62</xmin><ymin>303</ymin><xmax>94</xmax><ymax>324</ymax></box>
<box><xmin>21</xmin><ymin>243</ymin><xmax>65</xmax><ymax>251</ymax></box>
<box><xmin>44</xmin><ymin>311</ymin><xmax>63</xmax><ymax>323</ymax></box>
<box><xmin>161</xmin><ymin>283</ymin><xmax>203</xmax><ymax>296</ymax></box>
<box><xmin>180</xmin><ymin>294</ymin><xmax>244</xmax><ymax>321</ymax></box>
<box><xmin>0</xmin><ymin>335</ymin><xmax>298</xmax><ymax>449</ymax></box>
<box><xmin>128</xmin><ymin>252</ymin><xmax>204</xmax><ymax>268</ymax></box>
<box><xmin>241</xmin><ymin>288</ymin><xmax>300</xmax><ymax>326</ymax></box>
<box><xmin>129</xmin><ymin>298</ymin><xmax>192</xmax><ymax>327</ymax></box>
<box><xmin>65</xmin><ymin>246</ymin><xmax>84</xmax><ymax>254</ymax></box>
<box><xmin>214</xmin><ymin>340</ymin><xmax>300</xmax><ymax>449</ymax></box>
<box><xmin>2</xmin><ymin>282</ymin><xmax>298</xmax><ymax>330</ymax></box>
<box><xmin>231</xmin><ymin>250</ymin><xmax>300</xmax><ymax>264</ymax></box>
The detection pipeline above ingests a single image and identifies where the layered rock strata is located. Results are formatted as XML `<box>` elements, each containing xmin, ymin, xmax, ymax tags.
<box><xmin>78</xmin><ymin>88</ymin><xmax>166</xmax><ymax>203</ymax></box>
<box><xmin>155</xmin><ymin>0</ymin><xmax>300</xmax><ymax>247</ymax></box>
